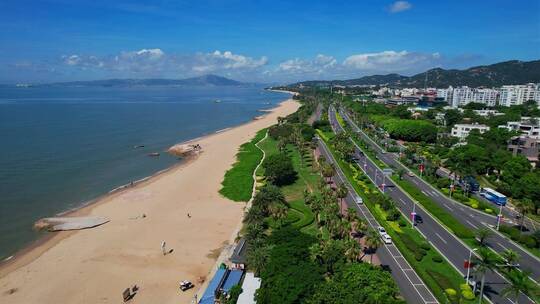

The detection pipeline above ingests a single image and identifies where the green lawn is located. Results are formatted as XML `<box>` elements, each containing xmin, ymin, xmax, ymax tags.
<box><xmin>256</xmin><ymin>134</ymin><xmax>321</xmax><ymax>236</ymax></box>
<box><xmin>219</xmin><ymin>128</ymin><xmax>267</xmax><ymax>202</ymax></box>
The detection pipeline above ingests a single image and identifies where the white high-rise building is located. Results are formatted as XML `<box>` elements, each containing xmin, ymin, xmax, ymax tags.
<box><xmin>449</xmin><ymin>86</ymin><xmax>499</xmax><ymax>108</ymax></box>
<box><xmin>451</xmin><ymin>86</ymin><xmax>475</xmax><ymax>108</ymax></box>
<box><xmin>436</xmin><ymin>86</ymin><xmax>453</xmax><ymax>101</ymax></box>
<box><xmin>474</xmin><ymin>88</ymin><xmax>499</xmax><ymax>107</ymax></box>
<box><xmin>499</xmin><ymin>83</ymin><xmax>540</xmax><ymax>107</ymax></box>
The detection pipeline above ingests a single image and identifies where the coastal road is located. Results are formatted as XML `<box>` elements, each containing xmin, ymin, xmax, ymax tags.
<box><xmin>329</xmin><ymin>106</ymin><xmax>535</xmax><ymax>304</ymax></box>
<box><xmin>317</xmin><ymin>137</ymin><xmax>438</xmax><ymax>304</ymax></box>
<box><xmin>338</xmin><ymin>107</ymin><xmax>540</xmax><ymax>283</ymax></box>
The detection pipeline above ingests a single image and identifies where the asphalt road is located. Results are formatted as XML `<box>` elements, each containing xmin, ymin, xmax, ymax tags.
<box><xmin>317</xmin><ymin>137</ymin><xmax>438</xmax><ymax>304</ymax></box>
<box><xmin>328</xmin><ymin>106</ymin><xmax>535</xmax><ymax>304</ymax></box>
<box><xmin>338</xmin><ymin>107</ymin><xmax>540</xmax><ymax>283</ymax></box>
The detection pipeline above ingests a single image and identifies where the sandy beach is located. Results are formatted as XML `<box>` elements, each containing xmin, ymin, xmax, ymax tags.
<box><xmin>0</xmin><ymin>98</ymin><xmax>300</xmax><ymax>304</ymax></box>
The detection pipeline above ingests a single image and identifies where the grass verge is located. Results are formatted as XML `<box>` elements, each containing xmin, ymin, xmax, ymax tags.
<box><xmin>219</xmin><ymin>128</ymin><xmax>267</xmax><ymax>202</ymax></box>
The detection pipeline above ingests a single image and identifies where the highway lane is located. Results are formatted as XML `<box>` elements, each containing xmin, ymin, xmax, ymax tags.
<box><xmin>338</xmin><ymin>107</ymin><xmax>540</xmax><ymax>283</ymax></box>
<box><xmin>317</xmin><ymin>137</ymin><xmax>438</xmax><ymax>304</ymax></box>
<box><xmin>328</xmin><ymin>106</ymin><xmax>534</xmax><ymax>304</ymax></box>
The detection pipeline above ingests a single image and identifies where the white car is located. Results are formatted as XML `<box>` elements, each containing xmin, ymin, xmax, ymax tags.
<box><xmin>355</xmin><ymin>195</ymin><xmax>363</xmax><ymax>205</ymax></box>
<box><xmin>381</xmin><ymin>234</ymin><xmax>392</xmax><ymax>244</ymax></box>
<box><xmin>377</xmin><ymin>226</ymin><xmax>386</xmax><ymax>236</ymax></box>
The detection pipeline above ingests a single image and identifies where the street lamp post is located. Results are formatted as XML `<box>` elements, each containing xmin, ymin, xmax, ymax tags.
<box><xmin>466</xmin><ymin>248</ymin><xmax>478</xmax><ymax>285</ymax></box>
<box><xmin>496</xmin><ymin>203</ymin><xmax>504</xmax><ymax>231</ymax></box>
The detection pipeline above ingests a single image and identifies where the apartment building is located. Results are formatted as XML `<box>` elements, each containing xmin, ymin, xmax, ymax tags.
<box><xmin>499</xmin><ymin>83</ymin><xmax>540</xmax><ymax>107</ymax></box>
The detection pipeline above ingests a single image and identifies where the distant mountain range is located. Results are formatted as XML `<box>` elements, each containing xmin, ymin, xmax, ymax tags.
<box><xmin>32</xmin><ymin>74</ymin><xmax>247</xmax><ymax>87</ymax></box>
<box><xmin>289</xmin><ymin>59</ymin><xmax>540</xmax><ymax>88</ymax></box>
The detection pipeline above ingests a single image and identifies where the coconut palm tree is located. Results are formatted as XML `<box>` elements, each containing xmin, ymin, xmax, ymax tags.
<box><xmin>501</xmin><ymin>269</ymin><xmax>539</xmax><ymax>304</ymax></box>
<box><xmin>475</xmin><ymin>228</ymin><xmax>493</xmax><ymax>247</ymax></box>
<box><xmin>322</xmin><ymin>163</ymin><xmax>335</xmax><ymax>183</ymax></box>
<box><xmin>270</xmin><ymin>203</ymin><xmax>288</xmax><ymax>226</ymax></box>
<box><xmin>501</xmin><ymin>249</ymin><xmax>520</xmax><ymax>272</ymax></box>
<box><xmin>472</xmin><ymin>247</ymin><xmax>501</xmax><ymax>304</ymax></box>
<box><xmin>515</xmin><ymin>199</ymin><xmax>534</xmax><ymax>232</ymax></box>
<box><xmin>364</xmin><ymin>228</ymin><xmax>382</xmax><ymax>264</ymax></box>
<box><xmin>344</xmin><ymin>239</ymin><xmax>362</xmax><ymax>262</ymax></box>
<box><xmin>336</xmin><ymin>184</ymin><xmax>349</xmax><ymax>213</ymax></box>
<box><xmin>346</xmin><ymin>207</ymin><xmax>357</xmax><ymax>222</ymax></box>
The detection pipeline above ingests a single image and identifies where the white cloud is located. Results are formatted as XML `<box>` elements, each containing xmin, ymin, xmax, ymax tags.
<box><xmin>389</xmin><ymin>1</ymin><xmax>412</xmax><ymax>13</ymax></box>
<box><xmin>277</xmin><ymin>54</ymin><xmax>337</xmax><ymax>75</ymax></box>
<box><xmin>192</xmin><ymin>50</ymin><xmax>268</xmax><ymax>72</ymax></box>
<box><xmin>59</xmin><ymin>49</ymin><xmax>268</xmax><ymax>77</ymax></box>
<box><xmin>343</xmin><ymin>50</ymin><xmax>441</xmax><ymax>72</ymax></box>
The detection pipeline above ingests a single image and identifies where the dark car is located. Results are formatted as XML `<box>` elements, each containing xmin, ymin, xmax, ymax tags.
<box><xmin>414</xmin><ymin>214</ymin><xmax>423</xmax><ymax>224</ymax></box>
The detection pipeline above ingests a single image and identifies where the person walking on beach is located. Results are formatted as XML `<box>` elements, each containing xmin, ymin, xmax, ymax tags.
<box><xmin>187</xmin><ymin>213</ymin><xmax>191</xmax><ymax>218</ymax></box>
<box><xmin>161</xmin><ymin>241</ymin><xmax>166</xmax><ymax>255</ymax></box>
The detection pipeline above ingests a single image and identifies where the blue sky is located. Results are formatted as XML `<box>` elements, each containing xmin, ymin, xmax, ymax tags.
<box><xmin>1</xmin><ymin>0</ymin><xmax>539</xmax><ymax>83</ymax></box>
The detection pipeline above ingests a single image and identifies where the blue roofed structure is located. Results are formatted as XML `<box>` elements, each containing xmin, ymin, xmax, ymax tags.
<box><xmin>199</xmin><ymin>268</ymin><xmax>227</xmax><ymax>304</ymax></box>
<box><xmin>222</xmin><ymin>269</ymin><xmax>244</xmax><ymax>293</ymax></box>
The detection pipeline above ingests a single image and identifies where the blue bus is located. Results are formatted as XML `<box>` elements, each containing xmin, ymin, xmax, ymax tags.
<box><xmin>480</xmin><ymin>188</ymin><xmax>507</xmax><ymax>206</ymax></box>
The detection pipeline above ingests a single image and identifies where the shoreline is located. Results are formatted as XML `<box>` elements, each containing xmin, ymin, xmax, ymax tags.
<box><xmin>0</xmin><ymin>98</ymin><xmax>300</xmax><ymax>304</ymax></box>
<box><xmin>0</xmin><ymin>98</ymin><xmax>290</xmax><ymax>268</ymax></box>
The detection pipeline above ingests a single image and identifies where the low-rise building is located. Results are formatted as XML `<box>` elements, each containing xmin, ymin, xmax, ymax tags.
<box><xmin>472</xmin><ymin>109</ymin><xmax>504</xmax><ymax>117</ymax></box>
<box><xmin>499</xmin><ymin>117</ymin><xmax>540</xmax><ymax>139</ymax></box>
<box><xmin>507</xmin><ymin>136</ymin><xmax>540</xmax><ymax>167</ymax></box>
<box><xmin>451</xmin><ymin>123</ymin><xmax>490</xmax><ymax>140</ymax></box>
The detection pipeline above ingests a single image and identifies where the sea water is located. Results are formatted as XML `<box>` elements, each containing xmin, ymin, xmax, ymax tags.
<box><xmin>0</xmin><ymin>85</ymin><xmax>289</xmax><ymax>259</ymax></box>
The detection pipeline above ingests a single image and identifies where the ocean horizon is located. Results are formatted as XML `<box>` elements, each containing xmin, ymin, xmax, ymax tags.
<box><xmin>0</xmin><ymin>85</ymin><xmax>290</xmax><ymax>260</ymax></box>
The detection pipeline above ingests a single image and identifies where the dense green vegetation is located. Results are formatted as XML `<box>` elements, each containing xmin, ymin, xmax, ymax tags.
<box><xmin>219</xmin><ymin>128</ymin><xmax>267</xmax><ymax>202</ymax></box>
<box><xmin>380</xmin><ymin>118</ymin><xmax>437</xmax><ymax>142</ymax></box>
<box><xmin>241</xmin><ymin>97</ymin><xmax>405</xmax><ymax>304</ymax></box>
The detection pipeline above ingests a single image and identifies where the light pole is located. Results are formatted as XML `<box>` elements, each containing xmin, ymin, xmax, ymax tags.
<box><xmin>466</xmin><ymin>247</ymin><xmax>478</xmax><ymax>285</ymax></box>
<box><xmin>496</xmin><ymin>203</ymin><xmax>504</xmax><ymax>231</ymax></box>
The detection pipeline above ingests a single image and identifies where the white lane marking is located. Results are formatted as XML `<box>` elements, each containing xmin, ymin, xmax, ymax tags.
<box><xmin>498</xmin><ymin>242</ymin><xmax>510</xmax><ymax>251</ymax></box>
<box><xmin>422</xmin><ymin>190</ymin><xmax>429</xmax><ymax>196</ymax></box>
<box><xmin>465</xmin><ymin>220</ymin><xmax>479</xmax><ymax>229</ymax></box>
<box><xmin>435</xmin><ymin>232</ymin><xmax>448</xmax><ymax>244</ymax></box>
<box><xmin>399</xmin><ymin>198</ymin><xmax>406</xmax><ymax>205</ymax></box>
<box><xmin>443</xmin><ymin>204</ymin><xmax>454</xmax><ymax>212</ymax></box>
<box><xmin>431</xmin><ymin>191</ymin><xmax>439</xmax><ymax>197</ymax></box>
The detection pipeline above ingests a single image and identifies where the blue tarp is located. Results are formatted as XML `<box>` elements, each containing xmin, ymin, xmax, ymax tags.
<box><xmin>222</xmin><ymin>269</ymin><xmax>244</xmax><ymax>292</ymax></box>
<box><xmin>199</xmin><ymin>268</ymin><xmax>227</xmax><ymax>304</ymax></box>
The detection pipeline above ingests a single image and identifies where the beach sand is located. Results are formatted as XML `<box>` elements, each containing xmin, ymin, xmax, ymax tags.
<box><xmin>0</xmin><ymin>98</ymin><xmax>300</xmax><ymax>304</ymax></box>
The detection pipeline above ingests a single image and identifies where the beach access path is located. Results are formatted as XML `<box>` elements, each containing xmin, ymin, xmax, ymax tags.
<box><xmin>0</xmin><ymin>99</ymin><xmax>299</xmax><ymax>304</ymax></box>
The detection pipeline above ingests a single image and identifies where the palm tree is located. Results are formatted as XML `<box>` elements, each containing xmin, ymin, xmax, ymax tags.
<box><xmin>246</xmin><ymin>245</ymin><xmax>271</xmax><ymax>276</ymax></box>
<box><xmin>364</xmin><ymin>228</ymin><xmax>382</xmax><ymax>264</ymax></box>
<box><xmin>501</xmin><ymin>249</ymin><xmax>520</xmax><ymax>272</ymax></box>
<box><xmin>472</xmin><ymin>247</ymin><xmax>501</xmax><ymax>304</ymax></box>
<box><xmin>501</xmin><ymin>269</ymin><xmax>539</xmax><ymax>304</ymax></box>
<box><xmin>336</xmin><ymin>184</ymin><xmax>348</xmax><ymax>213</ymax></box>
<box><xmin>475</xmin><ymin>228</ymin><xmax>493</xmax><ymax>247</ymax></box>
<box><xmin>322</xmin><ymin>163</ymin><xmax>335</xmax><ymax>183</ymax></box>
<box><xmin>515</xmin><ymin>199</ymin><xmax>534</xmax><ymax>232</ymax></box>
<box><xmin>346</xmin><ymin>207</ymin><xmax>357</xmax><ymax>221</ymax></box>
<box><xmin>344</xmin><ymin>239</ymin><xmax>362</xmax><ymax>262</ymax></box>
<box><xmin>270</xmin><ymin>203</ymin><xmax>288</xmax><ymax>226</ymax></box>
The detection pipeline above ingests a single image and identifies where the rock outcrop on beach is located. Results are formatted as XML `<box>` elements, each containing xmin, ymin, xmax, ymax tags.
<box><xmin>167</xmin><ymin>144</ymin><xmax>202</xmax><ymax>157</ymax></box>
<box><xmin>34</xmin><ymin>216</ymin><xmax>109</xmax><ymax>232</ymax></box>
